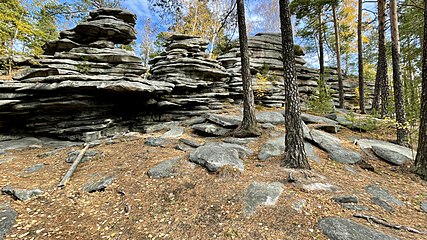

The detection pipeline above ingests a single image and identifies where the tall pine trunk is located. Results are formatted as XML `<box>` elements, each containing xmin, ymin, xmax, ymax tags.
<box><xmin>390</xmin><ymin>0</ymin><xmax>408</xmax><ymax>145</ymax></box>
<box><xmin>279</xmin><ymin>0</ymin><xmax>310</xmax><ymax>169</ymax></box>
<box><xmin>414</xmin><ymin>0</ymin><xmax>427</xmax><ymax>180</ymax></box>
<box><xmin>372</xmin><ymin>0</ymin><xmax>389</xmax><ymax>117</ymax></box>
<box><xmin>332</xmin><ymin>5</ymin><xmax>344</xmax><ymax>108</ymax></box>
<box><xmin>357</xmin><ymin>0</ymin><xmax>365</xmax><ymax>113</ymax></box>
<box><xmin>234</xmin><ymin>0</ymin><xmax>260</xmax><ymax>137</ymax></box>
<box><xmin>318</xmin><ymin>11</ymin><xmax>325</xmax><ymax>80</ymax></box>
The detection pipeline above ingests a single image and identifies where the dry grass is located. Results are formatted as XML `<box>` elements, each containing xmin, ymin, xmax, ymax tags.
<box><xmin>0</xmin><ymin>116</ymin><xmax>426</xmax><ymax>240</ymax></box>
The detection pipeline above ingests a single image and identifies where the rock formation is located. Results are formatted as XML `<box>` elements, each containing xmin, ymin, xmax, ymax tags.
<box><xmin>0</xmin><ymin>8</ymin><xmax>173</xmax><ymax>140</ymax></box>
<box><xmin>218</xmin><ymin>33</ymin><xmax>374</xmax><ymax>108</ymax></box>
<box><xmin>149</xmin><ymin>34</ymin><xmax>230</xmax><ymax>117</ymax></box>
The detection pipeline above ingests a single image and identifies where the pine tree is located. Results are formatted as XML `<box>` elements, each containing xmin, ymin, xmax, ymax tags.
<box><xmin>279</xmin><ymin>0</ymin><xmax>310</xmax><ymax>169</ymax></box>
<box><xmin>233</xmin><ymin>0</ymin><xmax>260</xmax><ymax>137</ymax></box>
<box><xmin>414</xmin><ymin>0</ymin><xmax>427</xmax><ymax>180</ymax></box>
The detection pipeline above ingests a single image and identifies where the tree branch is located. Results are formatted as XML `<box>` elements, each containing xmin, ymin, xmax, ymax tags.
<box><xmin>353</xmin><ymin>214</ymin><xmax>427</xmax><ymax>235</ymax></box>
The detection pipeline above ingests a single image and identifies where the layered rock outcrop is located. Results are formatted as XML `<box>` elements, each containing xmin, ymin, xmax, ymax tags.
<box><xmin>218</xmin><ymin>33</ymin><xmax>373</xmax><ymax>108</ymax></box>
<box><xmin>0</xmin><ymin>8</ymin><xmax>173</xmax><ymax>140</ymax></box>
<box><xmin>149</xmin><ymin>34</ymin><xmax>230</xmax><ymax>116</ymax></box>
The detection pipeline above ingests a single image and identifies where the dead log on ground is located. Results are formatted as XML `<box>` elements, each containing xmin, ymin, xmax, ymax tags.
<box><xmin>58</xmin><ymin>144</ymin><xmax>90</xmax><ymax>188</ymax></box>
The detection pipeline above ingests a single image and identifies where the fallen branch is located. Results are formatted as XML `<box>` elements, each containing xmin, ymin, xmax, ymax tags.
<box><xmin>353</xmin><ymin>213</ymin><xmax>427</xmax><ymax>235</ymax></box>
<box><xmin>58</xmin><ymin>144</ymin><xmax>90</xmax><ymax>188</ymax></box>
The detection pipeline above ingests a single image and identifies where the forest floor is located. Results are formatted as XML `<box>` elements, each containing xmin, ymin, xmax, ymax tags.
<box><xmin>0</xmin><ymin>108</ymin><xmax>426</xmax><ymax>240</ymax></box>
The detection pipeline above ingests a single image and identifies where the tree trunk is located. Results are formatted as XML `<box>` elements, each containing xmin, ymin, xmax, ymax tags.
<box><xmin>372</xmin><ymin>0</ymin><xmax>389</xmax><ymax>117</ymax></box>
<box><xmin>357</xmin><ymin>0</ymin><xmax>365</xmax><ymax>113</ymax></box>
<box><xmin>390</xmin><ymin>0</ymin><xmax>408</xmax><ymax>145</ymax></box>
<box><xmin>234</xmin><ymin>0</ymin><xmax>260</xmax><ymax>137</ymax></box>
<box><xmin>318</xmin><ymin>11</ymin><xmax>325</xmax><ymax>80</ymax></box>
<box><xmin>414</xmin><ymin>0</ymin><xmax>427</xmax><ymax>180</ymax></box>
<box><xmin>332</xmin><ymin>5</ymin><xmax>344</xmax><ymax>109</ymax></box>
<box><xmin>279</xmin><ymin>0</ymin><xmax>310</xmax><ymax>169</ymax></box>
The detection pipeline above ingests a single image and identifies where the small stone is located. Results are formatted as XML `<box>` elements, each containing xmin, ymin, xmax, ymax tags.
<box><xmin>365</xmin><ymin>185</ymin><xmax>404</xmax><ymax>206</ymax></box>
<box><xmin>223</xmin><ymin>137</ymin><xmax>256</xmax><ymax>145</ymax></box>
<box><xmin>147</xmin><ymin>157</ymin><xmax>181</xmax><ymax>178</ymax></box>
<box><xmin>302</xmin><ymin>182</ymin><xmax>338</xmax><ymax>192</ymax></box>
<box><xmin>24</xmin><ymin>163</ymin><xmax>45</xmax><ymax>173</ymax></box>
<box><xmin>332</xmin><ymin>195</ymin><xmax>358</xmax><ymax>204</ymax></box>
<box><xmin>192</xmin><ymin>123</ymin><xmax>231</xmax><ymax>137</ymax></box>
<box><xmin>341</xmin><ymin>204</ymin><xmax>370</xmax><ymax>211</ymax></box>
<box><xmin>162</xmin><ymin>126</ymin><xmax>184</xmax><ymax>139</ymax></box>
<box><xmin>1</xmin><ymin>186</ymin><xmax>43</xmax><ymax>201</ymax></box>
<box><xmin>261</xmin><ymin>123</ymin><xmax>275</xmax><ymax>129</ymax></box>
<box><xmin>344</xmin><ymin>165</ymin><xmax>358</xmax><ymax>174</ymax></box>
<box><xmin>315</xmin><ymin>124</ymin><xmax>341</xmax><ymax>134</ymax></box>
<box><xmin>371</xmin><ymin>197</ymin><xmax>394</xmax><ymax>212</ymax></box>
<box><xmin>83</xmin><ymin>175</ymin><xmax>115</xmax><ymax>193</ymax></box>
<box><xmin>144</xmin><ymin>137</ymin><xmax>166</xmax><ymax>147</ymax></box>
<box><xmin>292</xmin><ymin>199</ymin><xmax>307</xmax><ymax>213</ymax></box>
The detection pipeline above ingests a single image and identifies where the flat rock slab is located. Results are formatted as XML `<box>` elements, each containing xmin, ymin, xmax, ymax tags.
<box><xmin>205</xmin><ymin>114</ymin><xmax>241</xmax><ymax>128</ymax></box>
<box><xmin>192</xmin><ymin>123</ymin><xmax>230</xmax><ymax>136</ymax></box>
<box><xmin>147</xmin><ymin>157</ymin><xmax>181</xmax><ymax>178</ymax></box>
<box><xmin>318</xmin><ymin>217</ymin><xmax>400</xmax><ymax>240</ymax></box>
<box><xmin>372</xmin><ymin>145</ymin><xmax>410</xmax><ymax>165</ymax></box>
<box><xmin>356</xmin><ymin>139</ymin><xmax>415</xmax><ymax>159</ymax></box>
<box><xmin>189</xmin><ymin>142</ymin><xmax>252</xmax><ymax>172</ymax></box>
<box><xmin>1</xmin><ymin>186</ymin><xmax>43</xmax><ymax>201</ymax></box>
<box><xmin>301</xmin><ymin>113</ymin><xmax>338</xmax><ymax>125</ymax></box>
<box><xmin>371</xmin><ymin>197</ymin><xmax>395</xmax><ymax>212</ymax></box>
<box><xmin>341</xmin><ymin>204</ymin><xmax>370</xmax><ymax>211</ymax></box>
<box><xmin>244</xmin><ymin>182</ymin><xmax>283</xmax><ymax>215</ymax></box>
<box><xmin>24</xmin><ymin>163</ymin><xmax>45</xmax><ymax>173</ymax></box>
<box><xmin>315</xmin><ymin>124</ymin><xmax>341</xmax><ymax>134</ymax></box>
<box><xmin>0</xmin><ymin>204</ymin><xmax>17</xmax><ymax>240</ymax></box>
<box><xmin>421</xmin><ymin>201</ymin><xmax>427</xmax><ymax>213</ymax></box>
<box><xmin>333</xmin><ymin>195</ymin><xmax>358</xmax><ymax>204</ymax></box>
<box><xmin>161</xmin><ymin>126</ymin><xmax>184</xmax><ymax>139</ymax></box>
<box><xmin>302</xmin><ymin>182</ymin><xmax>339</xmax><ymax>192</ymax></box>
<box><xmin>258</xmin><ymin>136</ymin><xmax>285</xmax><ymax>161</ymax></box>
<box><xmin>66</xmin><ymin>150</ymin><xmax>100</xmax><ymax>163</ymax></box>
<box><xmin>256</xmin><ymin>111</ymin><xmax>285</xmax><ymax>125</ymax></box>
<box><xmin>304</xmin><ymin>142</ymin><xmax>321</xmax><ymax>163</ymax></box>
<box><xmin>365</xmin><ymin>185</ymin><xmax>404</xmax><ymax>206</ymax></box>
<box><xmin>310</xmin><ymin>129</ymin><xmax>361</xmax><ymax>164</ymax></box>
<box><xmin>144</xmin><ymin>137</ymin><xmax>167</xmax><ymax>147</ymax></box>
<box><xmin>223</xmin><ymin>137</ymin><xmax>256</xmax><ymax>145</ymax></box>
<box><xmin>0</xmin><ymin>137</ymin><xmax>41</xmax><ymax>152</ymax></box>
<box><xmin>83</xmin><ymin>175</ymin><xmax>115</xmax><ymax>193</ymax></box>
<box><xmin>179</xmin><ymin>138</ymin><xmax>203</xmax><ymax>148</ymax></box>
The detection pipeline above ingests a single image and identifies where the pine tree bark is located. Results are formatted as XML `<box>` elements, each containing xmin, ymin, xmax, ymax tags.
<box><xmin>390</xmin><ymin>0</ymin><xmax>408</xmax><ymax>145</ymax></box>
<box><xmin>332</xmin><ymin>5</ymin><xmax>344</xmax><ymax>108</ymax></box>
<box><xmin>414</xmin><ymin>0</ymin><xmax>427</xmax><ymax>180</ymax></box>
<box><xmin>372</xmin><ymin>0</ymin><xmax>389</xmax><ymax>117</ymax></box>
<box><xmin>279</xmin><ymin>0</ymin><xmax>310</xmax><ymax>169</ymax></box>
<box><xmin>318</xmin><ymin>11</ymin><xmax>325</xmax><ymax>80</ymax></box>
<box><xmin>357</xmin><ymin>0</ymin><xmax>365</xmax><ymax>113</ymax></box>
<box><xmin>234</xmin><ymin>0</ymin><xmax>260</xmax><ymax>137</ymax></box>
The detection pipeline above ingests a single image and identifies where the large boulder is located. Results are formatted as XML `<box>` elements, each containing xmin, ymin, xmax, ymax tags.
<box><xmin>356</xmin><ymin>139</ymin><xmax>415</xmax><ymax>165</ymax></box>
<box><xmin>189</xmin><ymin>142</ymin><xmax>252</xmax><ymax>172</ymax></box>
<box><xmin>310</xmin><ymin>130</ymin><xmax>361</xmax><ymax>164</ymax></box>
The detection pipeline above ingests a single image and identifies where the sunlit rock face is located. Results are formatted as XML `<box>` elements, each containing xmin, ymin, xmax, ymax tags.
<box><xmin>0</xmin><ymin>8</ymin><xmax>173</xmax><ymax>140</ymax></box>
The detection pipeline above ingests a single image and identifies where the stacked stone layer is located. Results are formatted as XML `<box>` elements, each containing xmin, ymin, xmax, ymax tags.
<box><xmin>218</xmin><ymin>33</ymin><xmax>373</xmax><ymax>108</ymax></box>
<box><xmin>0</xmin><ymin>8</ymin><xmax>173</xmax><ymax>140</ymax></box>
<box><xmin>149</xmin><ymin>34</ymin><xmax>230</xmax><ymax>117</ymax></box>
